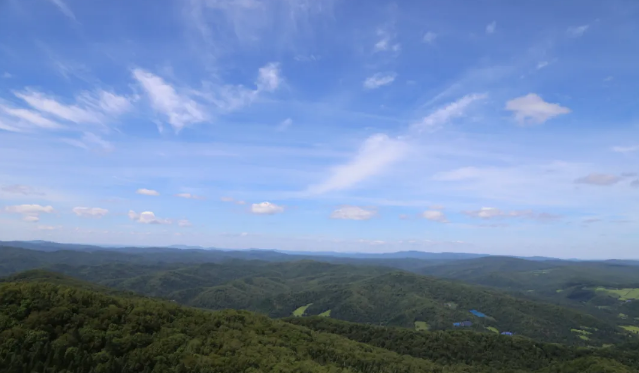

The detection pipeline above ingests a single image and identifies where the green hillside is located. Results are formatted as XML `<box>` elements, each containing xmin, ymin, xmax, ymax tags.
<box><xmin>8</xmin><ymin>260</ymin><xmax>632</xmax><ymax>346</ymax></box>
<box><xmin>286</xmin><ymin>317</ymin><xmax>639</xmax><ymax>372</ymax></box>
<box><xmin>415</xmin><ymin>257</ymin><xmax>639</xmax><ymax>327</ymax></box>
<box><xmin>1</xmin><ymin>277</ymin><xmax>637</xmax><ymax>373</ymax></box>
<box><xmin>0</xmin><ymin>280</ymin><xmax>459</xmax><ymax>373</ymax></box>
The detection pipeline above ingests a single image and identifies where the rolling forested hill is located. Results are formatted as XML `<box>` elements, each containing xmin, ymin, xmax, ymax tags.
<box><xmin>1</xmin><ymin>276</ymin><xmax>638</xmax><ymax>373</ymax></box>
<box><xmin>414</xmin><ymin>256</ymin><xmax>639</xmax><ymax>325</ymax></box>
<box><xmin>1</xmin><ymin>244</ymin><xmax>638</xmax><ymax>347</ymax></box>
<box><xmin>1</xmin><ymin>257</ymin><xmax>634</xmax><ymax>346</ymax></box>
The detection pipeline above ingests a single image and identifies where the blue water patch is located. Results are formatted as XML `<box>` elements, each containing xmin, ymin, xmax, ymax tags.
<box><xmin>470</xmin><ymin>310</ymin><xmax>486</xmax><ymax>317</ymax></box>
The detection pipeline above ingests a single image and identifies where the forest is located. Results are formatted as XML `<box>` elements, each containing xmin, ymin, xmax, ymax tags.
<box><xmin>1</xmin><ymin>278</ymin><xmax>638</xmax><ymax>373</ymax></box>
<box><xmin>1</xmin><ymin>242</ymin><xmax>639</xmax><ymax>372</ymax></box>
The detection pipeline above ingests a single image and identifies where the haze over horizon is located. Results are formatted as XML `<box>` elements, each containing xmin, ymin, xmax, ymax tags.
<box><xmin>1</xmin><ymin>0</ymin><xmax>638</xmax><ymax>259</ymax></box>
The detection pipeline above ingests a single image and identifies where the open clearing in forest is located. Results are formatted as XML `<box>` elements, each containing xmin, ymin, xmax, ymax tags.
<box><xmin>486</xmin><ymin>327</ymin><xmax>499</xmax><ymax>334</ymax></box>
<box><xmin>570</xmin><ymin>329</ymin><xmax>591</xmax><ymax>336</ymax></box>
<box><xmin>621</xmin><ymin>325</ymin><xmax>639</xmax><ymax>334</ymax></box>
<box><xmin>595</xmin><ymin>287</ymin><xmax>639</xmax><ymax>300</ymax></box>
<box><xmin>319</xmin><ymin>309</ymin><xmax>331</xmax><ymax>317</ymax></box>
<box><xmin>414</xmin><ymin>321</ymin><xmax>429</xmax><ymax>331</ymax></box>
<box><xmin>292</xmin><ymin>303</ymin><xmax>313</xmax><ymax>317</ymax></box>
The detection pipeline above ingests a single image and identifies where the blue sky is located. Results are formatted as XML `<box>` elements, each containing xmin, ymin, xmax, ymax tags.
<box><xmin>1</xmin><ymin>0</ymin><xmax>638</xmax><ymax>258</ymax></box>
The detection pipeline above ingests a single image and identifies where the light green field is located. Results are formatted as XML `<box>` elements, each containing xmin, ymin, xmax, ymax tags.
<box><xmin>621</xmin><ymin>325</ymin><xmax>639</xmax><ymax>334</ymax></box>
<box><xmin>319</xmin><ymin>309</ymin><xmax>331</xmax><ymax>317</ymax></box>
<box><xmin>619</xmin><ymin>313</ymin><xmax>628</xmax><ymax>319</ymax></box>
<box><xmin>414</xmin><ymin>321</ymin><xmax>429</xmax><ymax>331</ymax></box>
<box><xmin>292</xmin><ymin>303</ymin><xmax>313</xmax><ymax>317</ymax></box>
<box><xmin>556</xmin><ymin>289</ymin><xmax>563</xmax><ymax>293</ymax></box>
<box><xmin>570</xmin><ymin>329</ymin><xmax>592</xmax><ymax>336</ymax></box>
<box><xmin>486</xmin><ymin>326</ymin><xmax>499</xmax><ymax>334</ymax></box>
<box><xmin>595</xmin><ymin>287</ymin><xmax>639</xmax><ymax>300</ymax></box>
<box><xmin>579</xmin><ymin>335</ymin><xmax>590</xmax><ymax>341</ymax></box>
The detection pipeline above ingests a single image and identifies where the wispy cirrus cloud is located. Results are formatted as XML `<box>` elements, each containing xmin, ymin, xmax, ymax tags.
<box><xmin>133</xmin><ymin>69</ymin><xmax>207</xmax><ymax>132</ymax></box>
<box><xmin>1</xmin><ymin>185</ymin><xmax>44</xmax><ymax>196</ymax></box>
<box><xmin>46</xmin><ymin>0</ymin><xmax>76</xmax><ymax>20</ymax></box>
<box><xmin>485</xmin><ymin>21</ymin><xmax>496</xmax><ymax>34</ymax></box>
<box><xmin>72</xmin><ymin>207</ymin><xmax>108</xmax><ymax>218</ymax></box>
<box><xmin>464</xmin><ymin>207</ymin><xmax>559</xmax><ymax>221</ymax></box>
<box><xmin>575</xmin><ymin>173</ymin><xmax>621</xmax><ymax>186</ymax></box>
<box><xmin>176</xmin><ymin>193</ymin><xmax>206</xmax><ymax>200</ymax></box>
<box><xmin>612</xmin><ymin>145</ymin><xmax>639</xmax><ymax>154</ymax></box>
<box><xmin>363</xmin><ymin>72</ymin><xmax>397</xmax><ymax>90</ymax></box>
<box><xmin>422</xmin><ymin>31</ymin><xmax>437</xmax><ymax>44</ymax></box>
<box><xmin>308</xmin><ymin>134</ymin><xmax>408</xmax><ymax>194</ymax></box>
<box><xmin>411</xmin><ymin>93</ymin><xmax>487</xmax><ymax>132</ymax></box>
<box><xmin>567</xmin><ymin>25</ymin><xmax>589</xmax><ymax>38</ymax></box>
<box><xmin>14</xmin><ymin>89</ymin><xmax>132</xmax><ymax>126</ymax></box>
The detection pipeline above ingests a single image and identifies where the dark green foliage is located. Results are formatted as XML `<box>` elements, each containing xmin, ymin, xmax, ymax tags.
<box><xmin>2</xmin><ymin>260</ymin><xmax>630</xmax><ymax>346</ymax></box>
<box><xmin>286</xmin><ymin>317</ymin><xmax>639</xmax><ymax>372</ymax></box>
<box><xmin>0</xmin><ymin>281</ymin><xmax>467</xmax><ymax>373</ymax></box>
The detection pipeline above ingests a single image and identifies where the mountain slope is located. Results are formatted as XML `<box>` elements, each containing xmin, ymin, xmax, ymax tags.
<box><xmin>0</xmin><ymin>279</ymin><xmax>462</xmax><ymax>373</ymax></box>
<box><xmin>286</xmin><ymin>317</ymin><xmax>639</xmax><ymax>372</ymax></box>
<box><xmin>26</xmin><ymin>260</ymin><xmax>633</xmax><ymax>346</ymax></box>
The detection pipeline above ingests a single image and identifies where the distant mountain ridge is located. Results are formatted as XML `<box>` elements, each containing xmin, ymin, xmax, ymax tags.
<box><xmin>0</xmin><ymin>239</ymin><xmax>577</xmax><ymax>261</ymax></box>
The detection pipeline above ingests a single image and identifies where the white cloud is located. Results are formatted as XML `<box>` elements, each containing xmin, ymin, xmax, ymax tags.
<box><xmin>485</xmin><ymin>21</ymin><xmax>496</xmax><ymax>34</ymax></box>
<box><xmin>363</xmin><ymin>72</ymin><xmax>397</xmax><ymax>90</ymax></box>
<box><xmin>72</xmin><ymin>207</ymin><xmax>109</xmax><ymax>218</ymax></box>
<box><xmin>330</xmin><ymin>206</ymin><xmax>376</xmax><ymax>220</ymax></box>
<box><xmin>422</xmin><ymin>31</ymin><xmax>437</xmax><ymax>44</ymax></box>
<box><xmin>256</xmin><ymin>63</ymin><xmax>281</xmax><ymax>92</ymax></box>
<box><xmin>13</xmin><ymin>89</ymin><xmax>131</xmax><ymax>125</ymax></box>
<box><xmin>612</xmin><ymin>145</ymin><xmax>639</xmax><ymax>154</ymax></box>
<box><xmin>5</xmin><ymin>204</ymin><xmax>54</xmax><ymax>222</ymax></box>
<box><xmin>132</xmin><ymin>69</ymin><xmax>207</xmax><ymax>132</ymax></box>
<box><xmin>374</xmin><ymin>28</ymin><xmax>400</xmax><ymax>52</ymax></box>
<box><xmin>199</xmin><ymin>62</ymin><xmax>283</xmax><ymax>112</ymax></box>
<box><xmin>308</xmin><ymin>134</ymin><xmax>408</xmax><ymax>194</ymax></box>
<box><xmin>464</xmin><ymin>207</ymin><xmax>558</xmax><ymax>221</ymax></box>
<box><xmin>575</xmin><ymin>173</ymin><xmax>621</xmax><ymax>186</ymax></box>
<box><xmin>536</xmin><ymin>61</ymin><xmax>549</xmax><ymax>70</ymax></box>
<box><xmin>505</xmin><ymin>93</ymin><xmax>570</xmax><ymax>125</ymax></box>
<box><xmin>411</xmin><ymin>93</ymin><xmax>487</xmax><ymax>132</ymax></box>
<box><xmin>128</xmin><ymin>210</ymin><xmax>172</xmax><ymax>224</ymax></box>
<box><xmin>423</xmin><ymin>210</ymin><xmax>448</xmax><ymax>223</ymax></box>
<box><xmin>47</xmin><ymin>0</ymin><xmax>76</xmax><ymax>20</ymax></box>
<box><xmin>178</xmin><ymin>219</ymin><xmax>192</xmax><ymax>227</ymax></box>
<box><xmin>0</xmin><ymin>105</ymin><xmax>63</xmax><ymax>130</ymax></box>
<box><xmin>567</xmin><ymin>25</ymin><xmax>589</xmax><ymax>38</ymax></box>
<box><xmin>277</xmin><ymin>118</ymin><xmax>293</xmax><ymax>131</ymax></box>
<box><xmin>221</xmin><ymin>196</ymin><xmax>246</xmax><ymax>205</ymax></box>
<box><xmin>136</xmin><ymin>188</ymin><xmax>160</xmax><ymax>196</ymax></box>
<box><xmin>251</xmin><ymin>202</ymin><xmax>284</xmax><ymax>215</ymax></box>
<box><xmin>175</xmin><ymin>193</ymin><xmax>205</xmax><ymax>200</ymax></box>
<box><xmin>0</xmin><ymin>185</ymin><xmax>43</xmax><ymax>196</ymax></box>
<box><xmin>79</xmin><ymin>91</ymin><xmax>133</xmax><ymax>116</ymax></box>
<box><xmin>63</xmin><ymin>132</ymin><xmax>114</xmax><ymax>151</ymax></box>
<box><xmin>1</xmin><ymin>72</ymin><xmax>11</xmax><ymax>79</ymax></box>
